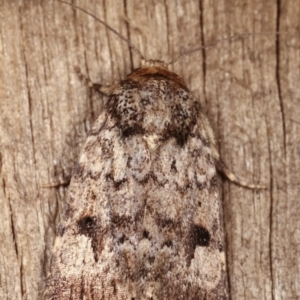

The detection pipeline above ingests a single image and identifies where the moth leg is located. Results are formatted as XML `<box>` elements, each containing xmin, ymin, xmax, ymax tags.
<box><xmin>198</xmin><ymin>113</ymin><xmax>266</xmax><ymax>190</ymax></box>
<box><xmin>74</xmin><ymin>66</ymin><xmax>116</xmax><ymax>96</ymax></box>
<box><xmin>216</xmin><ymin>158</ymin><xmax>266</xmax><ymax>189</ymax></box>
<box><xmin>40</xmin><ymin>176</ymin><xmax>71</xmax><ymax>189</ymax></box>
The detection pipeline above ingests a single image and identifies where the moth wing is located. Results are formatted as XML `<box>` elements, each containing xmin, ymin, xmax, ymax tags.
<box><xmin>45</xmin><ymin>77</ymin><xmax>226</xmax><ymax>299</ymax></box>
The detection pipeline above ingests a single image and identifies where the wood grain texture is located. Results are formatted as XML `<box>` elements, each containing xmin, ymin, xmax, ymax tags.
<box><xmin>0</xmin><ymin>0</ymin><xmax>299</xmax><ymax>299</ymax></box>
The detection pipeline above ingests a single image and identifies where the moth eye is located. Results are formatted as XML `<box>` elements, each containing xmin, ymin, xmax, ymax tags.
<box><xmin>193</xmin><ymin>224</ymin><xmax>211</xmax><ymax>247</ymax></box>
<box><xmin>77</xmin><ymin>216</ymin><xmax>97</xmax><ymax>237</ymax></box>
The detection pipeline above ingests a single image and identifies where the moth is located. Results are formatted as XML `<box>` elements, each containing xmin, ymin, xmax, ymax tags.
<box><xmin>45</xmin><ymin>1</ymin><xmax>264</xmax><ymax>299</ymax></box>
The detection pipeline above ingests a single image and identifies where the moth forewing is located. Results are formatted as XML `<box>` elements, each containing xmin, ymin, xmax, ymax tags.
<box><xmin>45</xmin><ymin>58</ymin><xmax>227</xmax><ymax>299</ymax></box>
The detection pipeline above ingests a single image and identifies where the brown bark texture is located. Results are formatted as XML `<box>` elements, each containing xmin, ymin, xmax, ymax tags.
<box><xmin>0</xmin><ymin>0</ymin><xmax>299</xmax><ymax>299</ymax></box>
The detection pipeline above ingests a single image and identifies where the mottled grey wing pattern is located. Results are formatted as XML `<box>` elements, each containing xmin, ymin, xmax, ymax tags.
<box><xmin>45</xmin><ymin>69</ymin><xmax>226</xmax><ymax>300</ymax></box>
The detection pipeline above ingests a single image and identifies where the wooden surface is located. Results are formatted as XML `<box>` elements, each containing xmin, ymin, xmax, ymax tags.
<box><xmin>0</xmin><ymin>0</ymin><xmax>299</xmax><ymax>299</ymax></box>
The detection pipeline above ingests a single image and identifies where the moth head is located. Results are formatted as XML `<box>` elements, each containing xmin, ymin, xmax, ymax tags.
<box><xmin>141</xmin><ymin>59</ymin><xmax>168</xmax><ymax>70</ymax></box>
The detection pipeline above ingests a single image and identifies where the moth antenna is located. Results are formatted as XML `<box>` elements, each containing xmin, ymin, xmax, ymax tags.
<box><xmin>55</xmin><ymin>0</ymin><xmax>145</xmax><ymax>61</ymax></box>
<box><xmin>167</xmin><ymin>31</ymin><xmax>292</xmax><ymax>66</ymax></box>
